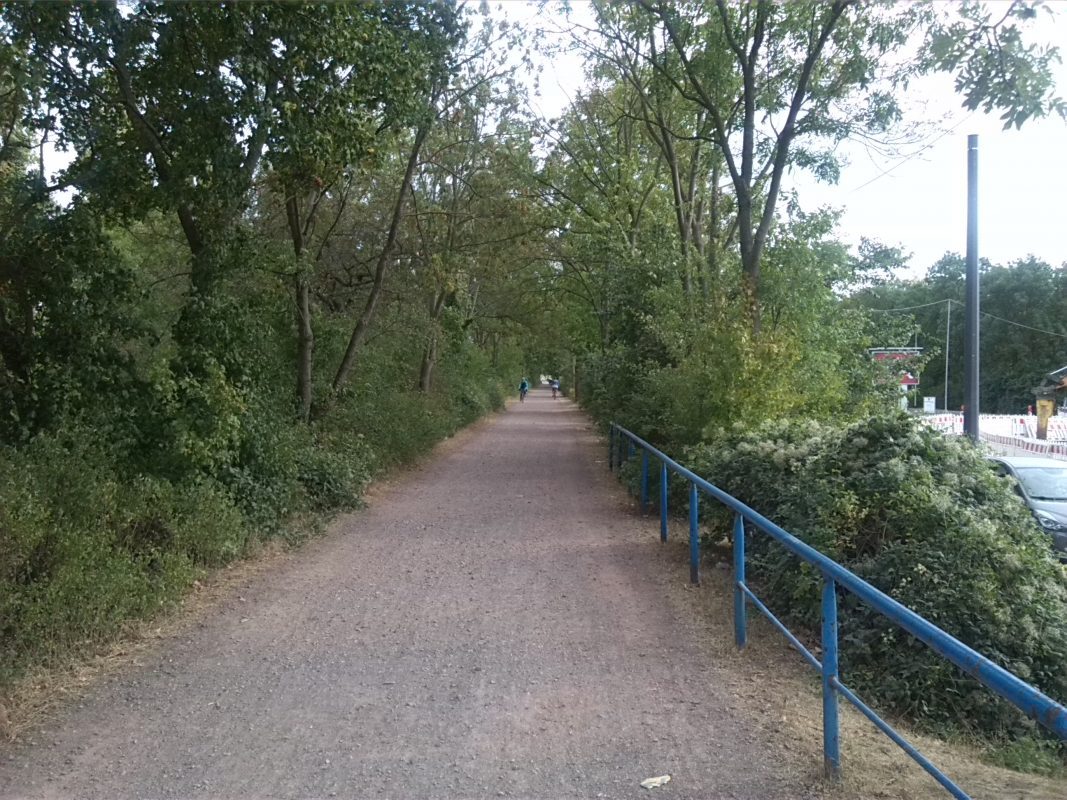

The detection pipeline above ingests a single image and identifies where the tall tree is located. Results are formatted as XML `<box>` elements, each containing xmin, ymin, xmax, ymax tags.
<box><xmin>580</xmin><ymin>0</ymin><xmax>1063</xmax><ymax>333</ymax></box>
<box><xmin>5</xmin><ymin>1</ymin><xmax>460</xmax><ymax>416</ymax></box>
<box><xmin>262</xmin><ymin>4</ymin><xmax>460</xmax><ymax>419</ymax></box>
<box><xmin>407</xmin><ymin>15</ymin><xmax>550</xmax><ymax>391</ymax></box>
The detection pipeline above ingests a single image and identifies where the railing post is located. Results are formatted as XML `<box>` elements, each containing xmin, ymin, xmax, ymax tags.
<box><xmin>628</xmin><ymin>441</ymin><xmax>635</xmax><ymax>462</ymax></box>
<box><xmin>640</xmin><ymin>450</ymin><xmax>649</xmax><ymax>513</ymax></box>
<box><xmin>659</xmin><ymin>463</ymin><xmax>668</xmax><ymax>542</ymax></box>
<box><xmin>689</xmin><ymin>482</ymin><xmax>699</xmax><ymax>585</ymax></box>
<box><xmin>822</xmin><ymin>576</ymin><xmax>841</xmax><ymax>781</ymax></box>
<box><xmin>609</xmin><ymin>425</ymin><xmax>615</xmax><ymax>471</ymax></box>
<box><xmin>733</xmin><ymin>513</ymin><xmax>746</xmax><ymax>649</ymax></box>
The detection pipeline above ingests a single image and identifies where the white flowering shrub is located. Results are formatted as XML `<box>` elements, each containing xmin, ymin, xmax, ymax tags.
<box><xmin>684</xmin><ymin>413</ymin><xmax>1067</xmax><ymax>740</ymax></box>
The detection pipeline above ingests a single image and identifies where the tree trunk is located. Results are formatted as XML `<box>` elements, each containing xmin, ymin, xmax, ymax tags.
<box><xmin>286</xmin><ymin>194</ymin><xmax>315</xmax><ymax>422</ymax></box>
<box><xmin>295</xmin><ymin>275</ymin><xmax>314</xmax><ymax>421</ymax></box>
<box><xmin>736</xmin><ymin>189</ymin><xmax>761</xmax><ymax>334</ymax></box>
<box><xmin>418</xmin><ymin>287</ymin><xmax>450</xmax><ymax>393</ymax></box>
<box><xmin>706</xmin><ymin>162</ymin><xmax>721</xmax><ymax>293</ymax></box>
<box><xmin>328</xmin><ymin>118</ymin><xmax>433</xmax><ymax>403</ymax></box>
<box><xmin>418</xmin><ymin>337</ymin><xmax>438</xmax><ymax>392</ymax></box>
<box><xmin>741</xmin><ymin>262</ymin><xmax>761</xmax><ymax>335</ymax></box>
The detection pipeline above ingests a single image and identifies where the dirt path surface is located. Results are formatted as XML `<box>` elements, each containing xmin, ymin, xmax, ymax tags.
<box><xmin>1</xmin><ymin>390</ymin><xmax>827</xmax><ymax>800</ymax></box>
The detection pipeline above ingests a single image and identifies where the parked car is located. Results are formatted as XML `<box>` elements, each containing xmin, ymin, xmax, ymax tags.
<box><xmin>988</xmin><ymin>456</ymin><xmax>1067</xmax><ymax>561</ymax></box>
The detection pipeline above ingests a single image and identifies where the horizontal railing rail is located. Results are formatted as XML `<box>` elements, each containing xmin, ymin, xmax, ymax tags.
<box><xmin>608</xmin><ymin>422</ymin><xmax>1067</xmax><ymax>800</ymax></box>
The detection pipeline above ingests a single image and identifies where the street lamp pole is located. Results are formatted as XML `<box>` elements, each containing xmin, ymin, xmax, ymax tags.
<box><xmin>944</xmin><ymin>299</ymin><xmax>951</xmax><ymax>412</ymax></box>
<box><xmin>964</xmin><ymin>135</ymin><xmax>980</xmax><ymax>442</ymax></box>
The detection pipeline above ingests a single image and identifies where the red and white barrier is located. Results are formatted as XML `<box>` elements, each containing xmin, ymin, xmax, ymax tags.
<box><xmin>924</xmin><ymin>414</ymin><xmax>962</xmax><ymax>435</ymax></box>
<box><xmin>1047</xmin><ymin>417</ymin><xmax>1067</xmax><ymax>441</ymax></box>
<box><xmin>917</xmin><ymin>412</ymin><xmax>1067</xmax><ymax>457</ymax></box>
<box><xmin>980</xmin><ymin>432</ymin><xmax>1067</xmax><ymax>458</ymax></box>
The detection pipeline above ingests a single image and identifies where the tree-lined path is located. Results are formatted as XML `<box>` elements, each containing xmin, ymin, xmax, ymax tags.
<box><xmin>0</xmin><ymin>391</ymin><xmax>822</xmax><ymax>799</ymax></box>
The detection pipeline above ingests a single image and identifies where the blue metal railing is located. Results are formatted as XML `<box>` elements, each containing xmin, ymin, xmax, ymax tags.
<box><xmin>608</xmin><ymin>422</ymin><xmax>1067</xmax><ymax>798</ymax></box>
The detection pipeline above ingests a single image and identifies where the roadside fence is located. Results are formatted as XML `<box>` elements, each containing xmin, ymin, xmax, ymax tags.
<box><xmin>608</xmin><ymin>422</ymin><xmax>1067</xmax><ymax>800</ymax></box>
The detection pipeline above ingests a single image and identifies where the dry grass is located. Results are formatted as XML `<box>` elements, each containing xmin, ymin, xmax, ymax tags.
<box><xmin>0</xmin><ymin>535</ymin><xmax>295</xmax><ymax>745</ymax></box>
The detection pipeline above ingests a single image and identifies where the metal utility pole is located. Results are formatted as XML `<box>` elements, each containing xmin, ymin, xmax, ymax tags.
<box><xmin>964</xmin><ymin>135</ymin><xmax>980</xmax><ymax>442</ymax></box>
<box><xmin>943</xmin><ymin>299</ymin><xmax>951</xmax><ymax>412</ymax></box>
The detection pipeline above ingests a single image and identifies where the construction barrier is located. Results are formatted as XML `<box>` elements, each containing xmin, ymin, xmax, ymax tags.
<box><xmin>980</xmin><ymin>432</ymin><xmax>1067</xmax><ymax>458</ymax></box>
<box><xmin>924</xmin><ymin>414</ymin><xmax>962</xmax><ymax>434</ymax></box>
<box><xmin>918</xmin><ymin>413</ymin><xmax>1067</xmax><ymax>448</ymax></box>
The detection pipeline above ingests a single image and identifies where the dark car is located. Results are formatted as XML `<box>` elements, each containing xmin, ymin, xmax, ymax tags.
<box><xmin>989</xmin><ymin>456</ymin><xmax>1067</xmax><ymax>561</ymax></box>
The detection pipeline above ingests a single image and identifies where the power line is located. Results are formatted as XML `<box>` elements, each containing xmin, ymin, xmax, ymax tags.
<box><xmin>867</xmin><ymin>298</ymin><xmax>952</xmax><ymax>312</ymax></box>
<box><xmin>868</xmin><ymin>297</ymin><xmax>1067</xmax><ymax>339</ymax></box>
<box><xmin>944</xmin><ymin>298</ymin><xmax>1067</xmax><ymax>339</ymax></box>
<box><xmin>847</xmin><ymin>112</ymin><xmax>975</xmax><ymax>195</ymax></box>
<box><xmin>972</xmin><ymin>307</ymin><xmax>1067</xmax><ymax>339</ymax></box>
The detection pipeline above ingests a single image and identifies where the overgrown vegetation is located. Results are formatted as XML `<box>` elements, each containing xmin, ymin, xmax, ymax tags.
<box><xmin>2</xmin><ymin>0</ymin><xmax>1065</xmax><ymax>776</ymax></box>
<box><xmin>0</xmin><ymin>347</ymin><xmax>512</xmax><ymax>685</ymax></box>
<box><xmin>684</xmin><ymin>415</ymin><xmax>1067</xmax><ymax>744</ymax></box>
<box><xmin>0</xmin><ymin>4</ymin><xmax>538</xmax><ymax>688</ymax></box>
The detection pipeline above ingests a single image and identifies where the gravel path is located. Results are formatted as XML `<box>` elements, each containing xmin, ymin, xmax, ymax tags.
<box><xmin>0</xmin><ymin>390</ymin><xmax>824</xmax><ymax>799</ymax></box>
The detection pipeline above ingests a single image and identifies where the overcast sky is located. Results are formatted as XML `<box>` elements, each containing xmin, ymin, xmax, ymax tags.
<box><xmin>512</xmin><ymin>1</ymin><xmax>1067</xmax><ymax>278</ymax></box>
<box><xmin>789</xmin><ymin>63</ymin><xmax>1067</xmax><ymax>276</ymax></box>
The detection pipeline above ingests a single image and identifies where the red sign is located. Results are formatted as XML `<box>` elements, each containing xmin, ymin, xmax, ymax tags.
<box><xmin>868</xmin><ymin>348</ymin><xmax>921</xmax><ymax>387</ymax></box>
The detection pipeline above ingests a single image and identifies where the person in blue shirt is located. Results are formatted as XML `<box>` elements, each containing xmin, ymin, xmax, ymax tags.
<box><xmin>519</xmin><ymin>377</ymin><xmax>529</xmax><ymax>402</ymax></box>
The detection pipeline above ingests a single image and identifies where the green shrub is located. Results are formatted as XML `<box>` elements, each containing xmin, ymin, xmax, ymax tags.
<box><xmin>682</xmin><ymin>413</ymin><xmax>1067</xmax><ymax>741</ymax></box>
<box><xmin>168</xmin><ymin>480</ymin><xmax>250</xmax><ymax>567</ymax></box>
<box><xmin>339</xmin><ymin>387</ymin><xmax>446</xmax><ymax>468</ymax></box>
<box><xmin>0</xmin><ymin>434</ymin><xmax>191</xmax><ymax>680</ymax></box>
<box><xmin>295</xmin><ymin>441</ymin><xmax>371</xmax><ymax>511</ymax></box>
<box><xmin>986</xmin><ymin>735</ymin><xmax>1066</xmax><ymax>777</ymax></box>
<box><xmin>0</xmin><ymin>326</ymin><xmax>510</xmax><ymax>689</ymax></box>
<box><xmin>485</xmin><ymin>379</ymin><xmax>506</xmax><ymax>411</ymax></box>
<box><xmin>214</xmin><ymin>410</ymin><xmax>304</xmax><ymax>532</ymax></box>
<box><xmin>325</xmin><ymin>340</ymin><xmax>509</xmax><ymax>472</ymax></box>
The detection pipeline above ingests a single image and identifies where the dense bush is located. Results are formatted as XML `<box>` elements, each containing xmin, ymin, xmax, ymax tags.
<box><xmin>0</xmin><ymin>340</ymin><xmax>511</xmax><ymax>687</ymax></box>
<box><xmin>681</xmin><ymin>413</ymin><xmax>1067</xmax><ymax>740</ymax></box>
<box><xmin>295</xmin><ymin>444</ymin><xmax>370</xmax><ymax>512</ymax></box>
<box><xmin>0</xmin><ymin>433</ymin><xmax>243</xmax><ymax>682</ymax></box>
<box><xmin>577</xmin><ymin>304</ymin><xmax>893</xmax><ymax>450</ymax></box>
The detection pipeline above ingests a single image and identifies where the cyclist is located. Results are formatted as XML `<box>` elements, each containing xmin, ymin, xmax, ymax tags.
<box><xmin>550</xmin><ymin>379</ymin><xmax>559</xmax><ymax>399</ymax></box>
<box><xmin>519</xmin><ymin>377</ymin><xmax>529</xmax><ymax>402</ymax></box>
